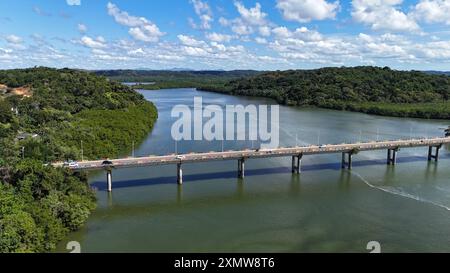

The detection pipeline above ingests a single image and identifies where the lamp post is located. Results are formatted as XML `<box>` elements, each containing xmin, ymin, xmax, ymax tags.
<box><xmin>81</xmin><ymin>140</ymin><xmax>84</xmax><ymax>161</ymax></box>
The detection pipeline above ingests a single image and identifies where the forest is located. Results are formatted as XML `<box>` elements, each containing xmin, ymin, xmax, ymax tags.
<box><xmin>95</xmin><ymin>69</ymin><xmax>261</xmax><ymax>90</ymax></box>
<box><xmin>0</xmin><ymin>67</ymin><xmax>158</xmax><ymax>252</ymax></box>
<box><xmin>199</xmin><ymin>66</ymin><xmax>450</xmax><ymax>119</ymax></box>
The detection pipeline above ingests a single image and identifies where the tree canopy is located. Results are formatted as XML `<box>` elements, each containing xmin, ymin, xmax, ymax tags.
<box><xmin>200</xmin><ymin>66</ymin><xmax>450</xmax><ymax>119</ymax></box>
<box><xmin>0</xmin><ymin>67</ymin><xmax>158</xmax><ymax>252</ymax></box>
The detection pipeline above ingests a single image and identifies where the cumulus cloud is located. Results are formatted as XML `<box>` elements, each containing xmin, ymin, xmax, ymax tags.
<box><xmin>66</xmin><ymin>0</ymin><xmax>81</xmax><ymax>6</ymax></box>
<box><xmin>221</xmin><ymin>2</ymin><xmax>272</xmax><ymax>36</ymax></box>
<box><xmin>206</xmin><ymin>32</ymin><xmax>233</xmax><ymax>43</ymax></box>
<box><xmin>107</xmin><ymin>2</ymin><xmax>164</xmax><ymax>42</ymax></box>
<box><xmin>276</xmin><ymin>0</ymin><xmax>340</xmax><ymax>22</ymax></box>
<box><xmin>235</xmin><ymin>1</ymin><xmax>268</xmax><ymax>26</ymax></box>
<box><xmin>80</xmin><ymin>36</ymin><xmax>107</xmax><ymax>49</ymax></box>
<box><xmin>412</xmin><ymin>0</ymin><xmax>450</xmax><ymax>25</ymax></box>
<box><xmin>219</xmin><ymin>17</ymin><xmax>230</xmax><ymax>27</ymax></box>
<box><xmin>5</xmin><ymin>35</ymin><xmax>22</xmax><ymax>44</ymax></box>
<box><xmin>178</xmin><ymin>35</ymin><xmax>207</xmax><ymax>47</ymax></box>
<box><xmin>255</xmin><ymin>37</ymin><xmax>268</xmax><ymax>44</ymax></box>
<box><xmin>351</xmin><ymin>0</ymin><xmax>420</xmax><ymax>32</ymax></box>
<box><xmin>189</xmin><ymin>0</ymin><xmax>213</xmax><ymax>29</ymax></box>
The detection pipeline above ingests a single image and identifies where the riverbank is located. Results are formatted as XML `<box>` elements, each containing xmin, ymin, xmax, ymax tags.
<box><xmin>0</xmin><ymin>68</ymin><xmax>159</xmax><ymax>252</ymax></box>
<box><xmin>197</xmin><ymin>66</ymin><xmax>450</xmax><ymax>120</ymax></box>
<box><xmin>57</xmin><ymin>88</ymin><xmax>450</xmax><ymax>253</ymax></box>
<box><xmin>107</xmin><ymin>66</ymin><xmax>450</xmax><ymax>120</ymax></box>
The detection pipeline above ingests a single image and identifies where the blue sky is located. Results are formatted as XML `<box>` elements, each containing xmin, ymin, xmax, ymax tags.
<box><xmin>1</xmin><ymin>0</ymin><xmax>450</xmax><ymax>70</ymax></box>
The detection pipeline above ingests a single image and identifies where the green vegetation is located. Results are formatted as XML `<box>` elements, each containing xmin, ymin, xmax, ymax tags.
<box><xmin>200</xmin><ymin>66</ymin><xmax>450</xmax><ymax>119</ymax></box>
<box><xmin>0</xmin><ymin>161</ymin><xmax>95</xmax><ymax>252</ymax></box>
<box><xmin>0</xmin><ymin>67</ymin><xmax>158</xmax><ymax>252</ymax></box>
<box><xmin>95</xmin><ymin>70</ymin><xmax>261</xmax><ymax>90</ymax></box>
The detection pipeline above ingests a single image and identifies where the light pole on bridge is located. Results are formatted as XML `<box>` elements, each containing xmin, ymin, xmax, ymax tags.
<box><xmin>81</xmin><ymin>140</ymin><xmax>84</xmax><ymax>162</ymax></box>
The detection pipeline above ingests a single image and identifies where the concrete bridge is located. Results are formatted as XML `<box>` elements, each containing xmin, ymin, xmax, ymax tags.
<box><xmin>53</xmin><ymin>137</ymin><xmax>450</xmax><ymax>192</ymax></box>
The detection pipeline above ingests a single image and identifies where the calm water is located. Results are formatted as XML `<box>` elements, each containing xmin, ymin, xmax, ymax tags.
<box><xmin>58</xmin><ymin>88</ymin><xmax>450</xmax><ymax>253</ymax></box>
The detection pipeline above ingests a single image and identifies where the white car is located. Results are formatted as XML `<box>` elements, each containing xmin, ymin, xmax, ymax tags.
<box><xmin>69</xmin><ymin>161</ymin><xmax>79</xmax><ymax>168</ymax></box>
<box><xmin>176</xmin><ymin>155</ymin><xmax>185</xmax><ymax>160</ymax></box>
<box><xmin>64</xmin><ymin>161</ymin><xmax>79</xmax><ymax>168</ymax></box>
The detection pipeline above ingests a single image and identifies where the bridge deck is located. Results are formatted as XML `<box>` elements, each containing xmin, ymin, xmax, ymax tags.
<box><xmin>54</xmin><ymin>137</ymin><xmax>450</xmax><ymax>171</ymax></box>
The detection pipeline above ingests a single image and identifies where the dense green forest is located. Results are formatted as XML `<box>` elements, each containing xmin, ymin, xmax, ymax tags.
<box><xmin>0</xmin><ymin>67</ymin><xmax>158</xmax><ymax>252</ymax></box>
<box><xmin>95</xmin><ymin>70</ymin><xmax>261</xmax><ymax>90</ymax></box>
<box><xmin>200</xmin><ymin>66</ymin><xmax>450</xmax><ymax>119</ymax></box>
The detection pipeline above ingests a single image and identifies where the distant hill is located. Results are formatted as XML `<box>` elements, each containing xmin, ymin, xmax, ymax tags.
<box><xmin>95</xmin><ymin>69</ymin><xmax>261</xmax><ymax>80</ymax></box>
<box><xmin>201</xmin><ymin>66</ymin><xmax>450</xmax><ymax>119</ymax></box>
<box><xmin>95</xmin><ymin>69</ymin><xmax>263</xmax><ymax>90</ymax></box>
<box><xmin>424</xmin><ymin>71</ymin><xmax>450</xmax><ymax>76</ymax></box>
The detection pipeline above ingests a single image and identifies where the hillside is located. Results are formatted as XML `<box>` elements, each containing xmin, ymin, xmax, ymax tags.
<box><xmin>95</xmin><ymin>69</ymin><xmax>262</xmax><ymax>90</ymax></box>
<box><xmin>201</xmin><ymin>66</ymin><xmax>450</xmax><ymax>119</ymax></box>
<box><xmin>0</xmin><ymin>67</ymin><xmax>158</xmax><ymax>161</ymax></box>
<box><xmin>0</xmin><ymin>67</ymin><xmax>158</xmax><ymax>252</ymax></box>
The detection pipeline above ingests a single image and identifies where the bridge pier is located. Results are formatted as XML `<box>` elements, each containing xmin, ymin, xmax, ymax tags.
<box><xmin>387</xmin><ymin>148</ymin><xmax>398</xmax><ymax>165</ymax></box>
<box><xmin>106</xmin><ymin>170</ymin><xmax>112</xmax><ymax>192</ymax></box>
<box><xmin>177</xmin><ymin>163</ymin><xmax>183</xmax><ymax>185</ymax></box>
<box><xmin>428</xmin><ymin>144</ymin><xmax>442</xmax><ymax>162</ymax></box>
<box><xmin>238</xmin><ymin>158</ymin><xmax>245</xmax><ymax>178</ymax></box>
<box><xmin>292</xmin><ymin>154</ymin><xmax>303</xmax><ymax>174</ymax></box>
<box><xmin>341</xmin><ymin>152</ymin><xmax>353</xmax><ymax>170</ymax></box>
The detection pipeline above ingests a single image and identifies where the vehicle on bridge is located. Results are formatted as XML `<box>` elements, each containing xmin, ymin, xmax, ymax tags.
<box><xmin>63</xmin><ymin>160</ymin><xmax>79</xmax><ymax>168</ymax></box>
<box><xmin>102</xmin><ymin>160</ymin><xmax>114</xmax><ymax>166</ymax></box>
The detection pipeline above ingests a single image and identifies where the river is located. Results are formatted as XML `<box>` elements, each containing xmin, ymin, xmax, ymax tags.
<box><xmin>58</xmin><ymin>88</ymin><xmax>450</xmax><ymax>253</ymax></box>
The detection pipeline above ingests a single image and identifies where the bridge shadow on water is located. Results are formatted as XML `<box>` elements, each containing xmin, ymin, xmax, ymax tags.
<box><xmin>90</xmin><ymin>154</ymin><xmax>450</xmax><ymax>191</ymax></box>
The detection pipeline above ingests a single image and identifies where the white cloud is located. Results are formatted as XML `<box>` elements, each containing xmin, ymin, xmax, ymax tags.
<box><xmin>129</xmin><ymin>24</ymin><xmax>164</xmax><ymax>43</ymax></box>
<box><xmin>412</xmin><ymin>0</ymin><xmax>450</xmax><ymax>25</ymax></box>
<box><xmin>231</xmin><ymin>20</ymin><xmax>254</xmax><ymax>35</ymax></box>
<box><xmin>259</xmin><ymin>26</ymin><xmax>271</xmax><ymax>37</ymax></box>
<box><xmin>80</xmin><ymin>36</ymin><xmax>107</xmax><ymax>49</ymax></box>
<box><xmin>0</xmin><ymin>48</ymin><xmax>13</xmax><ymax>54</ymax></box>
<box><xmin>234</xmin><ymin>2</ymin><xmax>268</xmax><ymax>26</ymax></box>
<box><xmin>218</xmin><ymin>2</ymin><xmax>273</xmax><ymax>36</ymax></box>
<box><xmin>128</xmin><ymin>48</ymin><xmax>145</xmax><ymax>56</ymax></box>
<box><xmin>66</xmin><ymin>0</ymin><xmax>81</xmax><ymax>6</ymax></box>
<box><xmin>5</xmin><ymin>35</ymin><xmax>22</xmax><ymax>44</ymax></box>
<box><xmin>255</xmin><ymin>37</ymin><xmax>268</xmax><ymax>44</ymax></box>
<box><xmin>272</xmin><ymin>27</ymin><xmax>291</xmax><ymax>38</ymax></box>
<box><xmin>107</xmin><ymin>2</ymin><xmax>164</xmax><ymax>42</ymax></box>
<box><xmin>219</xmin><ymin>17</ymin><xmax>230</xmax><ymax>26</ymax></box>
<box><xmin>351</xmin><ymin>0</ymin><xmax>420</xmax><ymax>32</ymax></box>
<box><xmin>189</xmin><ymin>0</ymin><xmax>213</xmax><ymax>29</ymax></box>
<box><xmin>78</xmin><ymin>23</ymin><xmax>87</xmax><ymax>33</ymax></box>
<box><xmin>178</xmin><ymin>35</ymin><xmax>207</xmax><ymax>47</ymax></box>
<box><xmin>276</xmin><ymin>0</ymin><xmax>340</xmax><ymax>22</ymax></box>
<box><xmin>206</xmin><ymin>32</ymin><xmax>233</xmax><ymax>43</ymax></box>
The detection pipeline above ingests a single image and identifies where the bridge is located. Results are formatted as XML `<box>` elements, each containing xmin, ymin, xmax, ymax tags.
<box><xmin>53</xmin><ymin>137</ymin><xmax>450</xmax><ymax>192</ymax></box>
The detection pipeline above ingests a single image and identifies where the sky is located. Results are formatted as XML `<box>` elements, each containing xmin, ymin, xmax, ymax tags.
<box><xmin>1</xmin><ymin>0</ymin><xmax>450</xmax><ymax>71</ymax></box>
